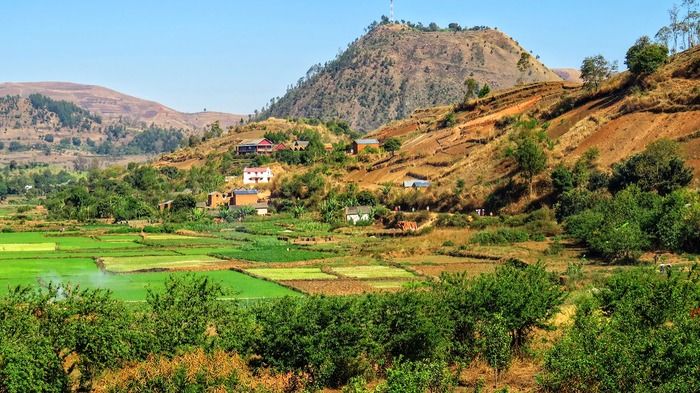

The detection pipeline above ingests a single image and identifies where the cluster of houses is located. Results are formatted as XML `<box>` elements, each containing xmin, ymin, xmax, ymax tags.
<box><xmin>207</xmin><ymin>188</ymin><xmax>269</xmax><ymax>215</ymax></box>
<box><xmin>233</xmin><ymin>138</ymin><xmax>381</xmax><ymax>156</ymax></box>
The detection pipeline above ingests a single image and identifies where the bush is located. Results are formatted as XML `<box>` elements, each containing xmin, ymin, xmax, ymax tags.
<box><xmin>142</xmin><ymin>225</ymin><xmax>163</xmax><ymax>233</ymax></box>
<box><xmin>470</xmin><ymin>228</ymin><xmax>530</xmax><ymax>245</ymax></box>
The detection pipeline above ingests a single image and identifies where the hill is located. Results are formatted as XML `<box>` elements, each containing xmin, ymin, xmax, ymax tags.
<box><xmin>342</xmin><ymin>44</ymin><xmax>700</xmax><ymax>210</ymax></box>
<box><xmin>167</xmin><ymin>44</ymin><xmax>700</xmax><ymax>215</ymax></box>
<box><xmin>0</xmin><ymin>82</ymin><xmax>246</xmax><ymax>131</ymax></box>
<box><xmin>260</xmin><ymin>23</ymin><xmax>562</xmax><ymax>132</ymax></box>
<box><xmin>0</xmin><ymin>82</ymin><xmax>247</xmax><ymax>168</ymax></box>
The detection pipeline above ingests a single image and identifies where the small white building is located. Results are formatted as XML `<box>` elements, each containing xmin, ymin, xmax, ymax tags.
<box><xmin>253</xmin><ymin>202</ymin><xmax>269</xmax><ymax>216</ymax></box>
<box><xmin>243</xmin><ymin>167</ymin><xmax>273</xmax><ymax>184</ymax></box>
<box><xmin>344</xmin><ymin>206</ymin><xmax>373</xmax><ymax>224</ymax></box>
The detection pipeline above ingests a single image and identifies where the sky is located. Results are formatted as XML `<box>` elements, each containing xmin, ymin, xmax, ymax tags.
<box><xmin>0</xmin><ymin>0</ymin><xmax>679</xmax><ymax>115</ymax></box>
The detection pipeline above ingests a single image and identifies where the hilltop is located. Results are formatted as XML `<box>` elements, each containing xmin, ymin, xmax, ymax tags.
<box><xmin>260</xmin><ymin>24</ymin><xmax>562</xmax><ymax>132</ymax></box>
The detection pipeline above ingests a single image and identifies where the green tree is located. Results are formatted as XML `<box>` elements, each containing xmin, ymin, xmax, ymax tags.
<box><xmin>509</xmin><ymin>132</ymin><xmax>547</xmax><ymax>198</ymax></box>
<box><xmin>580</xmin><ymin>54</ymin><xmax>617</xmax><ymax>90</ymax></box>
<box><xmin>464</xmin><ymin>78</ymin><xmax>479</xmax><ymax>100</ymax></box>
<box><xmin>145</xmin><ymin>274</ymin><xmax>228</xmax><ymax>355</ymax></box>
<box><xmin>478</xmin><ymin>84</ymin><xmax>491</xmax><ymax>98</ymax></box>
<box><xmin>479</xmin><ymin>314</ymin><xmax>512</xmax><ymax>388</ymax></box>
<box><xmin>609</xmin><ymin>138</ymin><xmax>692</xmax><ymax>195</ymax></box>
<box><xmin>625</xmin><ymin>36</ymin><xmax>669</xmax><ymax>75</ymax></box>
<box><xmin>383</xmin><ymin>138</ymin><xmax>402</xmax><ymax>154</ymax></box>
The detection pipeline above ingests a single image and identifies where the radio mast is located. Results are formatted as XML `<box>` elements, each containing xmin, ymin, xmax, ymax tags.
<box><xmin>390</xmin><ymin>0</ymin><xmax>394</xmax><ymax>23</ymax></box>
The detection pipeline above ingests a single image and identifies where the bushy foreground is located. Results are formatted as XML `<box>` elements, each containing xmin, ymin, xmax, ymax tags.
<box><xmin>2</xmin><ymin>263</ymin><xmax>698</xmax><ymax>392</ymax></box>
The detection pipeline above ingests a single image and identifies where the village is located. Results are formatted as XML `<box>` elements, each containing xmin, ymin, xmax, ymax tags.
<box><xmin>157</xmin><ymin>136</ymin><xmax>434</xmax><ymax>230</ymax></box>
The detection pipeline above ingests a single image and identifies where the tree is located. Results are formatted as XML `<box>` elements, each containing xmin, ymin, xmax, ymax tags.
<box><xmin>580</xmin><ymin>54</ymin><xmax>617</xmax><ymax>90</ymax></box>
<box><xmin>145</xmin><ymin>274</ymin><xmax>228</xmax><ymax>355</ymax></box>
<box><xmin>625</xmin><ymin>36</ymin><xmax>669</xmax><ymax>75</ymax></box>
<box><xmin>464</xmin><ymin>78</ymin><xmax>479</xmax><ymax>100</ymax></box>
<box><xmin>478</xmin><ymin>84</ymin><xmax>491</xmax><ymax>98</ymax></box>
<box><xmin>383</xmin><ymin>138</ymin><xmax>402</xmax><ymax>155</ymax></box>
<box><xmin>509</xmin><ymin>132</ymin><xmax>547</xmax><ymax>198</ymax></box>
<box><xmin>609</xmin><ymin>138</ymin><xmax>692</xmax><ymax>195</ymax></box>
<box><xmin>479</xmin><ymin>314</ymin><xmax>512</xmax><ymax>388</ymax></box>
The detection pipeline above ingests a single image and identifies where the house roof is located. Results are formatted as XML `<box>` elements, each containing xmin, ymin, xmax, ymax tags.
<box><xmin>233</xmin><ymin>189</ymin><xmax>258</xmax><ymax>195</ymax></box>
<box><xmin>238</xmin><ymin>138</ymin><xmax>272</xmax><ymax>146</ymax></box>
<box><xmin>403</xmin><ymin>180</ymin><xmax>431</xmax><ymax>188</ymax></box>
<box><xmin>253</xmin><ymin>202</ymin><xmax>269</xmax><ymax>209</ymax></box>
<box><xmin>293</xmin><ymin>140</ymin><xmax>310</xmax><ymax>147</ymax></box>
<box><xmin>344</xmin><ymin>206</ymin><xmax>373</xmax><ymax>215</ymax></box>
<box><xmin>195</xmin><ymin>202</ymin><xmax>207</xmax><ymax>208</ymax></box>
<box><xmin>355</xmin><ymin>139</ymin><xmax>380</xmax><ymax>145</ymax></box>
<box><xmin>243</xmin><ymin>167</ymin><xmax>271</xmax><ymax>173</ymax></box>
<box><xmin>208</xmin><ymin>191</ymin><xmax>223</xmax><ymax>195</ymax></box>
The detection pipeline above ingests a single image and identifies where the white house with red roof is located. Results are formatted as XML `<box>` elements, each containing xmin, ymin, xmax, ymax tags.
<box><xmin>243</xmin><ymin>167</ymin><xmax>274</xmax><ymax>184</ymax></box>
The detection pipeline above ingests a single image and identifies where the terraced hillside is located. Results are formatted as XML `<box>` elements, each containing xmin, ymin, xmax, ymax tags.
<box><xmin>261</xmin><ymin>23</ymin><xmax>562</xmax><ymax>132</ymax></box>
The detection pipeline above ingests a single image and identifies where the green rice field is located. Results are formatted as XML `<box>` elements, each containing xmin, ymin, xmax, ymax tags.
<box><xmin>215</xmin><ymin>245</ymin><xmax>331</xmax><ymax>263</ymax></box>
<box><xmin>101</xmin><ymin>255</ymin><xmax>227</xmax><ymax>273</ymax></box>
<box><xmin>331</xmin><ymin>265</ymin><xmax>416</xmax><ymax>279</ymax></box>
<box><xmin>246</xmin><ymin>267</ymin><xmax>338</xmax><ymax>280</ymax></box>
<box><xmin>0</xmin><ymin>243</ymin><xmax>56</xmax><ymax>252</ymax></box>
<box><xmin>0</xmin><ymin>230</ymin><xmax>302</xmax><ymax>301</ymax></box>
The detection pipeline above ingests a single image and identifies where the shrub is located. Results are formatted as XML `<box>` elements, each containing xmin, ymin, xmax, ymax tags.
<box><xmin>470</xmin><ymin>228</ymin><xmax>530</xmax><ymax>245</ymax></box>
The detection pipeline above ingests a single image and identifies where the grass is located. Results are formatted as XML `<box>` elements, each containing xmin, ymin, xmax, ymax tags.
<box><xmin>366</xmin><ymin>280</ymin><xmax>411</xmax><ymax>289</ymax></box>
<box><xmin>214</xmin><ymin>245</ymin><xmax>331</xmax><ymax>263</ymax></box>
<box><xmin>101</xmin><ymin>255</ymin><xmax>227</xmax><ymax>273</ymax></box>
<box><xmin>0</xmin><ymin>257</ymin><xmax>98</xmax><ymax>288</ymax></box>
<box><xmin>175</xmin><ymin>247</ymin><xmax>242</xmax><ymax>255</ymax></box>
<box><xmin>246</xmin><ymin>267</ymin><xmax>338</xmax><ymax>281</ymax></box>
<box><xmin>97</xmin><ymin>235</ymin><xmax>144</xmax><ymax>242</ymax></box>
<box><xmin>96</xmin><ymin>270</ymin><xmax>300</xmax><ymax>302</ymax></box>
<box><xmin>140</xmin><ymin>237</ymin><xmax>236</xmax><ymax>247</ymax></box>
<box><xmin>0</xmin><ymin>243</ymin><xmax>56</xmax><ymax>252</ymax></box>
<box><xmin>332</xmin><ymin>265</ymin><xmax>416</xmax><ymax>279</ymax></box>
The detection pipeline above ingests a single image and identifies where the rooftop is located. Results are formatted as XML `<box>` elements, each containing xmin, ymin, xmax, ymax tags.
<box><xmin>355</xmin><ymin>139</ymin><xmax>380</xmax><ymax>144</ymax></box>
<box><xmin>233</xmin><ymin>189</ymin><xmax>259</xmax><ymax>195</ymax></box>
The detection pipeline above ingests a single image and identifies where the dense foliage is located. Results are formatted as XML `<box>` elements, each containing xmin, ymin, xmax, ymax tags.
<box><xmin>539</xmin><ymin>267</ymin><xmax>700</xmax><ymax>392</ymax></box>
<box><xmin>0</xmin><ymin>264</ymin><xmax>563</xmax><ymax>392</ymax></box>
<box><xmin>28</xmin><ymin>93</ymin><xmax>102</xmax><ymax>128</ymax></box>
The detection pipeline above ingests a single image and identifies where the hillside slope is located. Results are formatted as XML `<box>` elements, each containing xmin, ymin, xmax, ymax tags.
<box><xmin>0</xmin><ymin>82</ymin><xmax>245</xmax><ymax>131</ymax></box>
<box><xmin>342</xmin><ymin>45</ymin><xmax>700</xmax><ymax>210</ymax></box>
<box><xmin>261</xmin><ymin>24</ymin><xmax>562</xmax><ymax>132</ymax></box>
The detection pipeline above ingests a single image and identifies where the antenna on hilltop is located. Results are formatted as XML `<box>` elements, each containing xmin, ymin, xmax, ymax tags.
<box><xmin>390</xmin><ymin>0</ymin><xmax>394</xmax><ymax>23</ymax></box>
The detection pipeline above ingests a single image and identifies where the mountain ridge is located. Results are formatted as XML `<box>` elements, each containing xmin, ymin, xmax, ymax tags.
<box><xmin>0</xmin><ymin>81</ymin><xmax>246</xmax><ymax>131</ymax></box>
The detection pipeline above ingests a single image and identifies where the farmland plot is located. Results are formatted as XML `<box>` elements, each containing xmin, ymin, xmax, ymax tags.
<box><xmin>101</xmin><ymin>255</ymin><xmax>227</xmax><ymax>273</ymax></box>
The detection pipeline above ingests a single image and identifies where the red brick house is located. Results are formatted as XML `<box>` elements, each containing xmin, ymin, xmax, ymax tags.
<box><xmin>235</xmin><ymin>138</ymin><xmax>274</xmax><ymax>155</ymax></box>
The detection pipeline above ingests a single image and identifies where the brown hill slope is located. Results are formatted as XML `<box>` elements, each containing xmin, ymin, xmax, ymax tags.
<box><xmin>342</xmin><ymin>45</ymin><xmax>700</xmax><ymax>209</ymax></box>
<box><xmin>0</xmin><ymin>82</ymin><xmax>246</xmax><ymax>131</ymax></box>
<box><xmin>261</xmin><ymin>24</ymin><xmax>562</xmax><ymax>132</ymax></box>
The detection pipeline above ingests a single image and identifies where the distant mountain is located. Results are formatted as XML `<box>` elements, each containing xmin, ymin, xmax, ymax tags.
<box><xmin>0</xmin><ymin>82</ymin><xmax>246</xmax><ymax>131</ymax></box>
<box><xmin>0</xmin><ymin>82</ymin><xmax>246</xmax><ymax>168</ymax></box>
<box><xmin>552</xmin><ymin>68</ymin><xmax>583</xmax><ymax>83</ymax></box>
<box><xmin>260</xmin><ymin>24</ymin><xmax>562</xmax><ymax>132</ymax></box>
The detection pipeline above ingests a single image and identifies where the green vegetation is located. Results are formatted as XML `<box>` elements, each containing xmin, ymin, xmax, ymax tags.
<box><xmin>539</xmin><ymin>267</ymin><xmax>700</xmax><ymax>391</ymax></box>
<box><xmin>28</xmin><ymin>93</ymin><xmax>102</xmax><ymax>128</ymax></box>
<box><xmin>580</xmin><ymin>54</ymin><xmax>617</xmax><ymax>90</ymax></box>
<box><xmin>246</xmin><ymin>267</ymin><xmax>337</xmax><ymax>280</ymax></box>
<box><xmin>625</xmin><ymin>36</ymin><xmax>669</xmax><ymax>75</ymax></box>
<box><xmin>332</xmin><ymin>265</ymin><xmax>416</xmax><ymax>279</ymax></box>
<box><xmin>101</xmin><ymin>255</ymin><xmax>226</xmax><ymax>273</ymax></box>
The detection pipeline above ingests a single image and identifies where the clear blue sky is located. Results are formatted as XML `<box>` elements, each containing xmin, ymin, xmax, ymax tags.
<box><xmin>1</xmin><ymin>0</ymin><xmax>677</xmax><ymax>115</ymax></box>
